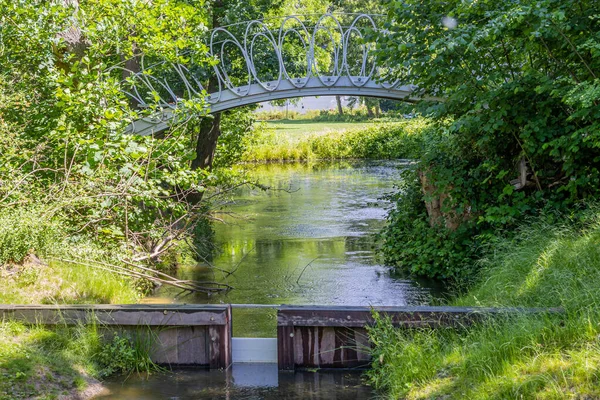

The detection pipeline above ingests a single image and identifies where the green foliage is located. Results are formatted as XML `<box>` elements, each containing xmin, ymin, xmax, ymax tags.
<box><xmin>380</xmin><ymin>169</ymin><xmax>482</xmax><ymax>281</ymax></box>
<box><xmin>94</xmin><ymin>335</ymin><xmax>137</xmax><ymax>377</ymax></box>
<box><xmin>213</xmin><ymin>107</ymin><xmax>257</xmax><ymax>168</ymax></box>
<box><xmin>0</xmin><ymin>0</ymin><xmax>220</xmax><ymax>266</ymax></box>
<box><xmin>94</xmin><ymin>333</ymin><xmax>157</xmax><ymax>378</ymax></box>
<box><xmin>376</xmin><ymin>0</ymin><xmax>600</xmax><ymax>280</ymax></box>
<box><xmin>0</xmin><ymin>321</ymin><xmax>158</xmax><ymax>399</ymax></box>
<box><xmin>310</xmin><ymin>119</ymin><xmax>426</xmax><ymax>159</ymax></box>
<box><xmin>369</xmin><ymin>208</ymin><xmax>600</xmax><ymax>399</ymax></box>
<box><xmin>0</xmin><ymin>207</ymin><xmax>60</xmax><ymax>265</ymax></box>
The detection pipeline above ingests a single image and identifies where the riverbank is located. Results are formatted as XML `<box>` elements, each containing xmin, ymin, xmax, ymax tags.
<box><xmin>367</xmin><ymin>208</ymin><xmax>600</xmax><ymax>399</ymax></box>
<box><xmin>243</xmin><ymin>119</ymin><xmax>429</xmax><ymax>161</ymax></box>
<box><xmin>0</xmin><ymin>259</ymin><xmax>146</xmax><ymax>399</ymax></box>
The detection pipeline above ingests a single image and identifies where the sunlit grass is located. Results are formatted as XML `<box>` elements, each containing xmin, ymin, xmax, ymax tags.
<box><xmin>244</xmin><ymin>119</ymin><xmax>429</xmax><ymax>162</ymax></box>
<box><xmin>368</xmin><ymin>209</ymin><xmax>600</xmax><ymax>399</ymax></box>
<box><xmin>0</xmin><ymin>320</ymin><xmax>158</xmax><ymax>399</ymax></box>
<box><xmin>0</xmin><ymin>261</ymin><xmax>139</xmax><ymax>304</ymax></box>
<box><xmin>266</xmin><ymin>120</ymin><xmax>373</xmax><ymax>136</ymax></box>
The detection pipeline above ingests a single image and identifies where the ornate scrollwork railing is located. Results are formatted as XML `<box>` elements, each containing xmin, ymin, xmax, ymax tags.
<box><xmin>116</xmin><ymin>13</ymin><xmax>420</xmax><ymax>135</ymax></box>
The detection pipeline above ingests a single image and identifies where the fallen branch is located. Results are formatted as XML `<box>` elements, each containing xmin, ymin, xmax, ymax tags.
<box><xmin>296</xmin><ymin>256</ymin><xmax>320</xmax><ymax>284</ymax></box>
<box><xmin>225</xmin><ymin>246</ymin><xmax>255</xmax><ymax>277</ymax></box>
<box><xmin>50</xmin><ymin>257</ymin><xmax>233</xmax><ymax>294</ymax></box>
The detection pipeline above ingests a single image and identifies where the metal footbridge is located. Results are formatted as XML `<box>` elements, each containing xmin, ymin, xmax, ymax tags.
<box><xmin>116</xmin><ymin>13</ymin><xmax>435</xmax><ymax>136</ymax></box>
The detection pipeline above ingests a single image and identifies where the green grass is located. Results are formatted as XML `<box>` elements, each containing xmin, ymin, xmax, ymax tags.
<box><xmin>0</xmin><ymin>320</ymin><xmax>159</xmax><ymax>400</ymax></box>
<box><xmin>367</xmin><ymin>209</ymin><xmax>600</xmax><ymax>399</ymax></box>
<box><xmin>244</xmin><ymin>118</ymin><xmax>430</xmax><ymax>162</ymax></box>
<box><xmin>266</xmin><ymin>120</ymin><xmax>373</xmax><ymax>136</ymax></box>
<box><xmin>0</xmin><ymin>205</ymin><xmax>145</xmax><ymax>398</ymax></box>
<box><xmin>0</xmin><ymin>261</ymin><xmax>139</xmax><ymax>304</ymax></box>
<box><xmin>0</xmin><ymin>259</ymin><xmax>142</xmax><ymax>399</ymax></box>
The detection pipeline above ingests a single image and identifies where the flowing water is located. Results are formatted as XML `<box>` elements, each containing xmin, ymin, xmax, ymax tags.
<box><xmin>99</xmin><ymin>160</ymin><xmax>436</xmax><ymax>399</ymax></box>
<box><xmin>145</xmin><ymin>160</ymin><xmax>434</xmax><ymax>337</ymax></box>
<box><xmin>98</xmin><ymin>366</ymin><xmax>374</xmax><ymax>399</ymax></box>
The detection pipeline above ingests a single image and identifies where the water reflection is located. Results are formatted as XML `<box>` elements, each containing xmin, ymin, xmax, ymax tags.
<box><xmin>97</xmin><ymin>365</ymin><xmax>376</xmax><ymax>399</ymax></box>
<box><xmin>146</xmin><ymin>160</ymin><xmax>435</xmax><ymax>336</ymax></box>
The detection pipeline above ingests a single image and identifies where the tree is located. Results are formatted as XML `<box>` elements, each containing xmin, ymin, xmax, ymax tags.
<box><xmin>0</xmin><ymin>0</ymin><xmax>212</xmax><ymax>258</ymax></box>
<box><xmin>376</xmin><ymin>0</ymin><xmax>600</xmax><ymax>279</ymax></box>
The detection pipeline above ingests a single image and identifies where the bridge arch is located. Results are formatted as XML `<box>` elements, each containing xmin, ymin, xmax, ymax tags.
<box><xmin>117</xmin><ymin>14</ymin><xmax>437</xmax><ymax>136</ymax></box>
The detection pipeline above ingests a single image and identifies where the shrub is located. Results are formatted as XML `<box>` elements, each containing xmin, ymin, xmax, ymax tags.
<box><xmin>243</xmin><ymin>118</ymin><xmax>431</xmax><ymax>162</ymax></box>
<box><xmin>0</xmin><ymin>207</ymin><xmax>61</xmax><ymax>265</ymax></box>
<box><xmin>380</xmin><ymin>169</ymin><xmax>483</xmax><ymax>281</ymax></box>
<box><xmin>93</xmin><ymin>332</ymin><xmax>157</xmax><ymax>378</ymax></box>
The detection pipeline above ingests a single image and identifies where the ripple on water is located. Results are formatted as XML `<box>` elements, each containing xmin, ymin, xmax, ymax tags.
<box><xmin>148</xmin><ymin>160</ymin><xmax>438</xmax><ymax>337</ymax></box>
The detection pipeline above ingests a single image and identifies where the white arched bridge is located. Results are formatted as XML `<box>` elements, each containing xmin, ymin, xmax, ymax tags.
<box><xmin>118</xmin><ymin>13</ymin><xmax>434</xmax><ymax>136</ymax></box>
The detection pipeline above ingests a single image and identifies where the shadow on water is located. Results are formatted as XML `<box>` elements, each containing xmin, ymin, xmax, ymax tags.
<box><xmin>97</xmin><ymin>364</ymin><xmax>376</xmax><ymax>399</ymax></box>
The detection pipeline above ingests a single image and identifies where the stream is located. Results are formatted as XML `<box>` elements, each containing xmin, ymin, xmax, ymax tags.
<box><xmin>98</xmin><ymin>160</ymin><xmax>436</xmax><ymax>399</ymax></box>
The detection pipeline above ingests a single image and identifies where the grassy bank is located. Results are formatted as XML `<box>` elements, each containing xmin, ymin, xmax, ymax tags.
<box><xmin>0</xmin><ymin>207</ymin><xmax>151</xmax><ymax>399</ymax></box>
<box><xmin>243</xmin><ymin>119</ymin><xmax>429</xmax><ymax>161</ymax></box>
<box><xmin>0</xmin><ymin>257</ymin><xmax>146</xmax><ymax>399</ymax></box>
<box><xmin>0</xmin><ymin>259</ymin><xmax>151</xmax><ymax>399</ymax></box>
<box><xmin>368</xmin><ymin>209</ymin><xmax>600</xmax><ymax>399</ymax></box>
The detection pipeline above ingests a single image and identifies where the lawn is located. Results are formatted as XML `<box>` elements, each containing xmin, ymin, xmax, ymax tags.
<box><xmin>264</xmin><ymin>120</ymin><xmax>374</xmax><ymax>139</ymax></box>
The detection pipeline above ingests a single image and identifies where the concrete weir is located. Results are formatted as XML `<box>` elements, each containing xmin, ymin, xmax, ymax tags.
<box><xmin>0</xmin><ymin>304</ymin><xmax>561</xmax><ymax>371</ymax></box>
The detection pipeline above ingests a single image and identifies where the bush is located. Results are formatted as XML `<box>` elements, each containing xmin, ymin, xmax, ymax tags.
<box><xmin>380</xmin><ymin>170</ymin><xmax>483</xmax><ymax>281</ymax></box>
<box><xmin>243</xmin><ymin>118</ymin><xmax>431</xmax><ymax>162</ymax></box>
<box><xmin>310</xmin><ymin>120</ymin><xmax>427</xmax><ymax>159</ymax></box>
<box><xmin>94</xmin><ymin>333</ymin><xmax>156</xmax><ymax>378</ymax></box>
<box><xmin>0</xmin><ymin>207</ymin><xmax>61</xmax><ymax>265</ymax></box>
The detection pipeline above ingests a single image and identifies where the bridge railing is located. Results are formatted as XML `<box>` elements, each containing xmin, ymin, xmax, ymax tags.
<box><xmin>109</xmin><ymin>13</ymin><xmax>421</xmax><ymax>135</ymax></box>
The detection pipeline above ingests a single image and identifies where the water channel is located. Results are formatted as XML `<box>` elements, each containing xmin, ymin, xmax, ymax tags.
<box><xmin>98</xmin><ymin>160</ymin><xmax>436</xmax><ymax>399</ymax></box>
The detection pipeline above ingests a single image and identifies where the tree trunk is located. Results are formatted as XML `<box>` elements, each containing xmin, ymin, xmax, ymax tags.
<box><xmin>186</xmin><ymin>1</ymin><xmax>226</xmax><ymax>205</ymax></box>
<box><xmin>336</xmin><ymin>95</ymin><xmax>343</xmax><ymax>115</ymax></box>
<box><xmin>191</xmin><ymin>0</ymin><xmax>224</xmax><ymax>172</ymax></box>
<box><xmin>121</xmin><ymin>42</ymin><xmax>141</xmax><ymax>109</ymax></box>
<box><xmin>191</xmin><ymin>113</ymin><xmax>222</xmax><ymax>171</ymax></box>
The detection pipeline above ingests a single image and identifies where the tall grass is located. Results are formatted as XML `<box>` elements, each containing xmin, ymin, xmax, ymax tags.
<box><xmin>368</xmin><ymin>209</ymin><xmax>600</xmax><ymax>399</ymax></box>
<box><xmin>0</xmin><ymin>260</ymin><xmax>139</xmax><ymax>304</ymax></box>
